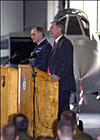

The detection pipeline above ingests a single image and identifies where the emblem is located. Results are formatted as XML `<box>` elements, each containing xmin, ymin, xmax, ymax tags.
<box><xmin>22</xmin><ymin>74</ymin><xmax>26</xmax><ymax>93</ymax></box>
<box><xmin>1</xmin><ymin>76</ymin><xmax>5</xmax><ymax>87</ymax></box>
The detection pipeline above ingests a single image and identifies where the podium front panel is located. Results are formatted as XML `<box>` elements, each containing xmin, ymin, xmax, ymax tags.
<box><xmin>18</xmin><ymin>65</ymin><xmax>34</xmax><ymax>136</ymax></box>
<box><xmin>1</xmin><ymin>66</ymin><xmax>18</xmax><ymax>130</ymax></box>
<box><xmin>34</xmin><ymin>68</ymin><xmax>59</xmax><ymax>137</ymax></box>
<box><xmin>18</xmin><ymin>65</ymin><xmax>59</xmax><ymax>137</ymax></box>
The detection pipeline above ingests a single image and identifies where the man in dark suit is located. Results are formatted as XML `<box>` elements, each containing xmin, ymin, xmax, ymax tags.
<box><xmin>48</xmin><ymin>21</ymin><xmax>76</xmax><ymax>118</ymax></box>
<box><xmin>31</xmin><ymin>26</ymin><xmax>52</xmax><ymax>72</ymax></box>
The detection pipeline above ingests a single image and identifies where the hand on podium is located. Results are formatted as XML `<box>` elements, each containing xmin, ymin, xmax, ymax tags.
<box><xmin>51</xmin><ymin>74</ymin><xmax>60</xmax><ymax>82</ymax></box>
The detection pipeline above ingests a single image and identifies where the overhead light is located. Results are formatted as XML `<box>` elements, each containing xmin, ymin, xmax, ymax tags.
<box><xmin>96</xmin><ymin>95</ymin><xmax>100</xmax><ymax>100</ymax></box>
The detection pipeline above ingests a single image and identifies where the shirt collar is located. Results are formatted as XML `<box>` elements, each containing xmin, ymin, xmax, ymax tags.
<box><xmin>37</xmin><ymin>38</ymin><xmax>45</xmax><ymax>45</ymax></box>
<box><xmin>55</xmin><ymin>35</ymin><xmax>63</xmax><ymax>43</ymax></box>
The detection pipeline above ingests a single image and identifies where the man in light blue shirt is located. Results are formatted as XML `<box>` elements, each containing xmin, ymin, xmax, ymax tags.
<box><xmin>57</xmin><ymin>119</ymin><xmax>75</xmax><ymax>140</ymax></box>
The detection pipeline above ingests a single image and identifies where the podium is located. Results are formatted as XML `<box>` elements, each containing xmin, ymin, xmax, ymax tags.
<box><xmin>18</xmin><ymin>65</ymin><xmax>59</xmax><ymax>137</ymax></box>
<box><xmin>0</xmin><ymin>66</ymin><xmax>18</xmax><ymax>130</ymax></box>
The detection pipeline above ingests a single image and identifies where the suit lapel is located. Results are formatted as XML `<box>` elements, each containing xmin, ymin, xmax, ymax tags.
<box><xmin>49</xmin><ymin>36</ymin><xmax>65</xmax><ymax>55</ymax></box>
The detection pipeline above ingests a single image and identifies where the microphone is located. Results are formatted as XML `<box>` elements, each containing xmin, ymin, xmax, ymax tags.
<box><xmin>3</xmin><ymin>52</ymin><xmax>19</xmax><ymax>66</ymax></box>
<box><xmin>20</xmin><ymin>52</ymin><xmax>36</xmax><ymax>64</ymax></box>
<box><xmin>20</xmin><ymin>53</ymin><xmax>36</xmax><ymax>64</ymax></box>
<box><xmin>12</xmin><ymin>52</ymin><xmax>19</xmax><ymax>59</ymax></box>
<box><xmin>30</xmin><ymin>52</ymin><xmax>36</xmax><ymax>59</ymax></box>
<box><xmin>20</xmin><ymin>49</ymin><xmax>41</xmax><ymax>64</ymax></box>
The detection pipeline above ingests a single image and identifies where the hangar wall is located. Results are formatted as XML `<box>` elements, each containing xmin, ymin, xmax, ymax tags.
<box><xmin>1</xmin><ymin>1</ymin><xmax>24</xmax><ymax>36</ymax></box>
<box><xmin>24</xmin><ymin>1</ymin><xmax>47</xmax><ymax>31</ymax></box>
<box><xmin>69</xmin><ymin>1</ymin><xmax>100</xmax><ymax>33</ymax></box>
<box><xmin>1</xmin><ymin>1</ymin><xmax>100</xmax><ymax>36</ymax></box>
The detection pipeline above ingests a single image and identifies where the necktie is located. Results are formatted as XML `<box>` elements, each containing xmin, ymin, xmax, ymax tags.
<box><xmin>52</xmin><ymin>41</ymin><xmax>56</xmax><ymax>49</ymax></box>
<box><xmin>47</xmin><ymin>41</ymin><xmax>56</xmax><ymax>74</ymax></box>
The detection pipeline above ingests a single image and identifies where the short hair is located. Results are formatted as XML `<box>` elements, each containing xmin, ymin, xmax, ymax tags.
<box><xmin>57</xmin><ymin>119</ymin><xmax>74</xmax><ymax>137</ymax></box>
<box><xmin>61</xmin><ymin>110</ymin><xmax>77</xmax><ymax>127</ymax></box>
<box><xmin>13</xmin><ymin>113</ymin><xmax>28</xmax><ymax>133</ymax></box>
<box><xmin>1</xmin><ymin>123</ymin><xmax>17</xmax><ymax>140</ymax></box>
<box><xmin>32</xmin><ymin>26</ymin><xmax>45</xmax><ymax>37</ymax></box>
<box><xmin>51</xmin><ymin>21</ymin><xmax>65</xmax><ymax>34</ymax></box>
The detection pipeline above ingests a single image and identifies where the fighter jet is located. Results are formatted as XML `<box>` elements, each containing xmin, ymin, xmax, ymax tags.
<box><xmin>52</xmin><ymin>8</ymin><xmax>100</xmax><ymax>109</ymax></box>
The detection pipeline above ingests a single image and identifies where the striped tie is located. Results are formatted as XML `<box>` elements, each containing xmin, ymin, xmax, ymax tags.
<box><xmin>47</xmin><ymin>41</ymin><xmax>56</xmax><ymax>74</ymax></box>
<box><xmin>52</xmin><ymin>41</ymin><xmax>56</xmax><ymax>49</ymax></box>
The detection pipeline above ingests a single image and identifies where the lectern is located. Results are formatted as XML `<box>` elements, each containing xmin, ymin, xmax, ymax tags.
<box><xmin>0</xmin><ymin>66</ymin><xmax>18</xmax><ymax>130</ymax></box>
<box><xmin>18</xmin><ymin>65</ymin><xmax>59</xmax><ymax>137</ymax></box>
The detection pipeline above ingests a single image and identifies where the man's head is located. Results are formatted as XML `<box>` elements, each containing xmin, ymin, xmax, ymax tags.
<box><xmin>12</xmin><ymin>113</ymin><xmax>28</xmax><ymax>134</ymax></box>
<box><xmin>1</xmin><ymin>123</ymin><xmax>18</xmax><ymax>140</ymax></box>
<box><xmin>49</xmin><ymin>21</ymin><xmax>65</xmax><ymax>39</ymax></box>
<box><xmin>31</xmin><ymin>26</ymin><xmax>45</xmax><ymax>43</ymax></box>
<box><xmin>61</xmin><ymin>110</ymin><xmax>77</xmax><ymax>128</ymax></box>
<box><xmin>57</xmin><ymin>119</ymin><xmax>74</xmax><ymax>140</ymax></box>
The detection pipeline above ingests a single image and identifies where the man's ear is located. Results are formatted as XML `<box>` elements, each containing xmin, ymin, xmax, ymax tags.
<box><xmin>16</xmin><ymin>136</ymin><xmax>19</xmax><ymax>140</ymax></box>
<box><xmin>39</xmin><ymin>32</ymin><xmax>42</xmax><ymax>37</ymax></box>
<box><xmin>58</xmin><ymin>27</ymin><xmax>62</xmax><ymax>33</ymax></box>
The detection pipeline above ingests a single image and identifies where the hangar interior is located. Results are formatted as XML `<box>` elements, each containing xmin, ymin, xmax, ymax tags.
<box><xmin>1</xmin><ymin>1</ymin><xmax>100</xmax><ymax>35</ymax></box>
<box><xmin>1</xmin><ymin>1</ymin><xmax>100</xmax><ymax>140</ymax></box>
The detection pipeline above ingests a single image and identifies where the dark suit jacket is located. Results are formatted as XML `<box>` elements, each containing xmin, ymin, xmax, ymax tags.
<box><xmin>31</xmin><ymin>39</ymin><xmax>52</xmax><ymax>72</ymax></box>
<box><xmin>48</xmin><ymin>35</ymin><xmax>76</xmax><ymax>91</ymax></box>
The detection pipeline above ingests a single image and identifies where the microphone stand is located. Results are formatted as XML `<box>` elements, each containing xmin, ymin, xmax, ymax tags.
<box><xmin>20</xmin><ymin>53</ymin><xmax>36</xmax><ymax>64</ymax></box>
<box><xmin>3</xmin><ymin>54</ymin><xmax>17</xmax><ymax>66</ymax></box>
<box><xmin>3</xmin><ymin>58</ymin><xmax>11</xmax><ymax>66</ymax></box>
<box><xmin>20</xmin><ymin>57</ymin><xmax>30</xmax><ymax>64</ymax></box>
<box><xmin>32</xmin><ymin>66</ymin><xmax>37</xmax><ymax>138</ymax></box>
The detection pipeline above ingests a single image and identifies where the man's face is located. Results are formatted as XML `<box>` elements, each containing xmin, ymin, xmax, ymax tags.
<box><xmin>49</xmin><ymin>22</ymin><xmax>60</xmax><ymax>39</ymax></box>
<box><xmin>31</xmin><ymin>28</ymin><xmax>40</xmax><ymax>43</ymax></box>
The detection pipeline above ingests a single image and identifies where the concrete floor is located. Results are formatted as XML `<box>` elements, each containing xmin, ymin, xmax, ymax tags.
<box><xmin>79</xmin><ymin>113</ymin><xmax>100</xmax><ymax>140</ymax></box>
